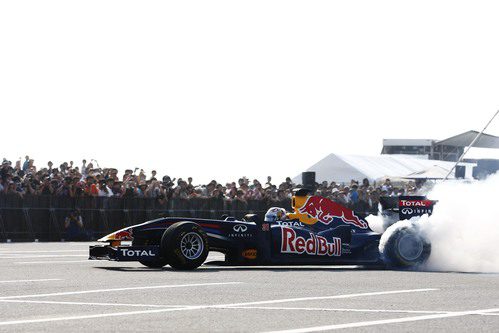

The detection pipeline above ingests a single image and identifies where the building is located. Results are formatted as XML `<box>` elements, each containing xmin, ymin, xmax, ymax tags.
<box><xmin>382</xmin><ymin>130</ymin><xmax>499</xmax><ymax>162</ymax></box>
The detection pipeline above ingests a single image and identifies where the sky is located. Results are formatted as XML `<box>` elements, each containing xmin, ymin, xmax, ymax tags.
<box><xmin>1</xmin><ymin>1</ymin><xmax>499</xmax><ymax>184</ymax></box>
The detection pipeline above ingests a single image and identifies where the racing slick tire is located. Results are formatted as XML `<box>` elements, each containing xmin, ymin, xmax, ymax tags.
<box><xmin>138</xmin><ymin>259</ymin><xmax>168</xmax><ymax>269</ymax></box>
<box><xmin>380</xmin><ymin>226</ymin><xmax>431</xmax><ymax>267</ymax></box>
<box><xmin>132</xmin><ymin>238</ymin><xmax>168</xmax><ymax>268</ymax></box>
<box><xmin>161</xmin><ymin>222</ymin><xmax>209</xmax><ymax>270</ymax></box>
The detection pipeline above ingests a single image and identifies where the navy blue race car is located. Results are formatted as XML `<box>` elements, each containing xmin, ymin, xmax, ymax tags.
<box><xmin>89</xmin><ymin>190</ymin><xmax>434</xmax><ymax>270</ymax></box>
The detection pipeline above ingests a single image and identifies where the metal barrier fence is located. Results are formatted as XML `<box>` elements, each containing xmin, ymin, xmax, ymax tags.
<box><xmin>0</xmin><ymin>194</ymin><xmax>292</xmax><ymax>241</ymax></box>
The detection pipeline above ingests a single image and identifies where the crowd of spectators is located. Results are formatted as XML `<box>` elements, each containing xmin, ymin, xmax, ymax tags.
<box><xmin>0</xmin><ymin>156</ymin><xmax>420</xmax><ymax>213</ymax></box>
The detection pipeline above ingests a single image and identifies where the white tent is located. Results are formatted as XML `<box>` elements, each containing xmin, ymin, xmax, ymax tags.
<box><xmin>293</xmin><ymin>153</ymin><xmax>476</xmax><ymax>184</ymax></box>
<box><xmin>402</xmin><ymin>165</ymin><xmax>453</xmax><ymax>180</ymax></box>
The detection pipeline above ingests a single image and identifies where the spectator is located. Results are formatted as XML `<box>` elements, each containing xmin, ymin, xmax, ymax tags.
<box><xmin>265</xmin><ymin>176</ymin><xmax>272</xmax><ymax>188</ymax></box>
<box><xmin>98</xmin><ymin>180</ymin><xmax>113</xmax><ymax>197</ymax></box>
<box><xmin>348</xmin><ymin>184</ymin><xmax>359</xmax><ymax>205</ymax></box>
<box><xmin>64</xmin><ymin>209</ymin><xmax>88</xmax><ymax>241</ymax></box>
<box><xmin>22</xmin><ymin>156</ymin><xmax>30</xmax><ymax>172</ymax></box>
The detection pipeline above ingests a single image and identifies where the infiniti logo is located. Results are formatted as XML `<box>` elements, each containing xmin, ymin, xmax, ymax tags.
<box><xmin>401</xmin><ymin>208</ymin><xmax>413</xmax><ymax>214</ymax></box>
<box><xmin>233</xmin><ymin>224</ymin><xmax>248</xmax><ymax>232</ymax></box>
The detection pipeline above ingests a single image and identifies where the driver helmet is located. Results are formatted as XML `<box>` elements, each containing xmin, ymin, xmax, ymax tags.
<box><xmin>264</xmin><ymin>207</ymin><xmax>287</xmax><ymax>222</ymax></box>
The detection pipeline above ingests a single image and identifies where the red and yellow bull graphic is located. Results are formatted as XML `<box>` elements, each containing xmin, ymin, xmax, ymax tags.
<box><xmin>281</xmin><ymin>227</ymin><xmax>341</xmax><ymax>256</ymax></box>
<box><xmin>114</xmin><ymin>230</ymin><xmax>133</xmax><ymax>241</ymax></box>
<box><xmin>99</xmin><ymin>229</ymin><xmax>133</xmax><ymax>242</ymax></box>
<box><xmin>287</xmin><ymin>195</ymin><xmax>368</xmax><ymax>229</ymax></box>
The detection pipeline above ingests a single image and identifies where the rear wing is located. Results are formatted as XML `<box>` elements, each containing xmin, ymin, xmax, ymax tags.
<box><xmin>380</xmin><ymin>196</ymin><xmax>437</xmax><ymax>220</ymax></box>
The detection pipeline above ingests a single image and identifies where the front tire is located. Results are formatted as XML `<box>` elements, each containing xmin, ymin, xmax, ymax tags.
<box><xmin>138</xmin><ymin>259</ymin><xmax>168</xmax><ymax>268</ymax></box>
<box><xmin>381</xmin><ymin>227</ymin><xmax>431</xmax><ymax>267</ymax></box>
<box><xmin>161</xmin><ymin>222</ymin><xmax>209</xmax><ymax>270</ymax></box>
<box><xmin>133</xmin><ymin>238</ymin><xmax>168</xmax><ymax>268</ymax></box>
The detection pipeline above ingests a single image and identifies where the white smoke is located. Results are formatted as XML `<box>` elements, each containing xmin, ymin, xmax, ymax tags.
<box><xmin>369</xmin><ymin>173</ymin><xmax>499</xmax><ymax>273</ymax></box>
<box><xmin>365</xmin><ymin>214</ymin><xmax>385</xmax><ymax>233</ymax></box>
<box><xmin>419</xmin><ymin>173</ymin><xmax>499</xmax><ymax>273</ymax></box>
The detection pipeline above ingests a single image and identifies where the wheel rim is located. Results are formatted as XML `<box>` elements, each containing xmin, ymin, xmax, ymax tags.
<box><xmin>180</xmin><ymin>232</ymin><xmax>204</xmax><ymax>260</ymax></box>
<box><xmin>397</xmin><ymin>233</ymin><xmax>424</xmax><ymax>261</ymax></box>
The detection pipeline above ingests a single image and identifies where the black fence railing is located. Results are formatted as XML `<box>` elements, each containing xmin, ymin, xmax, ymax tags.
<box><xmin>0</xmin><ymin>194</ymin><xmax>292</xmax><ymax>241</ymax></box>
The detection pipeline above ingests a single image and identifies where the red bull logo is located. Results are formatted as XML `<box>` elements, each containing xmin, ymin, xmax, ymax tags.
<box><xmin>296</xmin><ymin>196</ymin><xmax>368</xmax><ymax>229</ymax></box>
<box><xmin>114</xmin><ymin>229</ymin><xmax>133</xmax><ymax>241</ymax></box>
<box><xmin>281</xmin><ymin>227</ymin><xmax>341</xmax><ymax>257</ymax></box>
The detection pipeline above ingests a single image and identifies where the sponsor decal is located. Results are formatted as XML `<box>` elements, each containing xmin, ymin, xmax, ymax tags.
<box><xmin>229</xmin><ymin>224</ymin><xmax>252</xmax><ymax>238</ymax></box>
<box><xmin>276</xmin><ymin>221</ymin><xmax>305</xmax><ymax>228</ymax></box>
<box><xmin>114</xmin><ymin>230</ymin><xmax>133</xmax><ymax>241</ymax></box>
<box><xmin>120</xmin><ymin>249</ymin><xmax>156</xmax><ymax>257</ymax></box>
<box><xmin>280</xmin><ymin>227</ymin><xmax>341</xmax><ymax>257</ymax></box>
<box><xmin>233</xmin><ymin>224</ymin><xmax>248</xmax><ymax>232</ymax></box>
<box><xmin>298</xmin><ymin>196</ymin><xmax>368</xmax><ymax>229</ymax></box>
<box><xmin>242</xmin><ymin>249</ymin><xmax>257</xmax><ymax>260</ymax></box>
<box><xmin>401</xmin><ymin>207</ymin><xmax>433</xmax><ymax>216</ymax></box>
<box><xmin>401</xmin><ymin>208</ymin><xmax>413</xmax><ymax>215</ymax></box>
<box><xmin>399</xmin><ymin>200</ymin><xmax>433</xmax><ymax>207</ymax></box>
<box><xmin>399</xmin><ymin>199</ymin><xmax>434</xmax><ymax>219</ymax></box>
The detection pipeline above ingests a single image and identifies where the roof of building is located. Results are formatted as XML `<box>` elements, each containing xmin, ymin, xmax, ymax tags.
<box><xmin>382</xmin><ymin>131</ymin><xmax>499</xmax><ymax>149</ymax></box>
<box><xmin>383</xmin><ymin>139</ymin><xmax>434</xmax><ymax>146</ymax></box>
<box><xmin>435</xmin><ymin>130</ymin><xmax>499</xmax><ymax>148</ymax></box>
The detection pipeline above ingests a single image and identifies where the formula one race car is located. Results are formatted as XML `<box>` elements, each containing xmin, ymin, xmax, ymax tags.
<box><xmin>89</xmin><ymin>189</ymin><xmax>435</xmax><ymax>270</ymax></box>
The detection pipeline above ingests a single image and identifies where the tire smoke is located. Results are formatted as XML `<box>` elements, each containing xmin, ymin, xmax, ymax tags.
<box><xmin>368</xmin><ymin>173</ymin><xmax>499</xmax><ymax>273</ymax></box>
<box><xmin>419</xmin><ymin>173</ymin><xmax>499</xmax><ymax>273</ymax></box>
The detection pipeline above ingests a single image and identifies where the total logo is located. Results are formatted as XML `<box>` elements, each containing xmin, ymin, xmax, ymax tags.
<box><xmin>281</xmin><ymin>227</ymin><xmax>341</xmax><ymax>257</ymax></box>
<box><xmin>399</xmin><ymin>200</ymin><xmax>432</xmax><ymax>207</ymax></box>
<box><xmin>120</xmin><ymin>249</ymin><xmax>156</xmax><ymax>257</ymax></box>
<box><xmin>276</xmin><ymin>221</ymin><xmax>305</xmax><ymax>228</ymax></box>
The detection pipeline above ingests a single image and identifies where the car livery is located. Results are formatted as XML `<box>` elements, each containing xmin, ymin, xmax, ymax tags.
<box><xmin>89</xmin><ymin>189</ymin><xmax>434</xmax><ymax>270</ymax></box>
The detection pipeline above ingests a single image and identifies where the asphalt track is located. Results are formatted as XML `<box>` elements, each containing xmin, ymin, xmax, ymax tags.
<box><xmin>0</xmin><ymin>242</ymin><xmax>498</xmax><ymax>332</ymax></box>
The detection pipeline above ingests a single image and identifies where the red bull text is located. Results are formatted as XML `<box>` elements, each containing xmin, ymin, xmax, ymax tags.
<box><xmin>281</xmin><ymin>227</ymin><xmax>341</xmax><ymax>257</ymax></box>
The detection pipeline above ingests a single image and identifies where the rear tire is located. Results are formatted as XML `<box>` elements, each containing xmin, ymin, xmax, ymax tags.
<box><xmin>381</xmin><ymin>227</ymin><xmax>431</xmax><ymax>267</ymax></box>
<box><xmin>161</xmin><ymin>222</ymin><xmax>209</xmax><ymax>270</ymax></box>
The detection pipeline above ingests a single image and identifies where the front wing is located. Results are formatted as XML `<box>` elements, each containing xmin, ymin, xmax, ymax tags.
<box><xmin>89</xmin><ymin>245</ymin><xmax>161</xmax><ymax>261</ymax></box>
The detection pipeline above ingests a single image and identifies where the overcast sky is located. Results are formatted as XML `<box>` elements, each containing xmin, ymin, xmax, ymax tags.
<box><xmin>1</xmin><ymin>1</ymin><xmax>499</xmax><ymax>184</ymax></box>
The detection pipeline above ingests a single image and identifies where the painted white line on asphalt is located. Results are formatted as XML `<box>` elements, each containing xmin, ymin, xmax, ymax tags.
<box><xmin>0</xmin><ymin>300</ymin><xmax>451</xmax><ymax>314</ymax></box>
<box><xmin>0</xmin><ymin>279</ymin><xmax>62</xmax><ymax>284</ymax></box>
<box><xmin>225</xmin><ymin>306</ymin><xmax>450</xmax><ymax>315</ymax></box>
<box><xmin>210</xmin><ymin>288</ymin><xmax>439</xmax><ymax>308</ymax></box>
<box><xmin>261</xmin><ymin>308</ymin><xmax>499</xmax><ymax>333</ymax></box>
<box><xmin>0</xmin><ymin>282</ymin><xmax>243</xmax><ymax>300</ymax></box>
<box><xmin>0</xmin><ymin>288</ymin><xmax>436</xmax><ymax>326</ymax></box>
<box><xmin>0</xmin><ymin>300</ymin><xmax>185</xmax><ymax>308</ymax></box>
<box><xmin>14</xmin><ymin>260</ymin><xmax>93</xmax><ymax>264</ymax></box>
<box><xmin>0</xmin><ymin>255</ymin><xmax>87</xmax><ymax>259</ymax></box>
